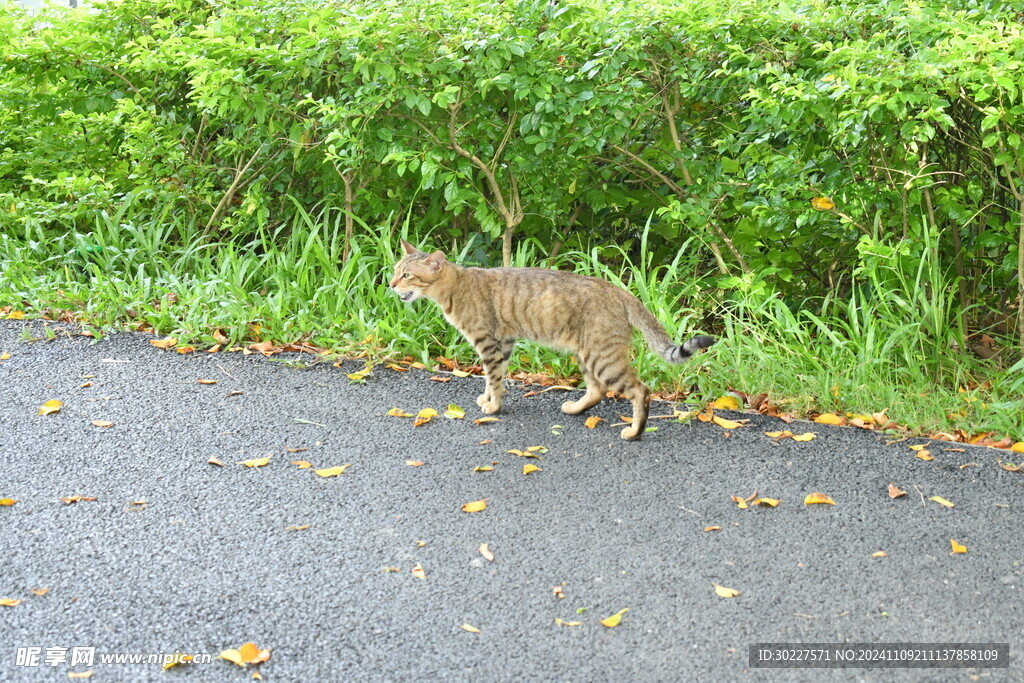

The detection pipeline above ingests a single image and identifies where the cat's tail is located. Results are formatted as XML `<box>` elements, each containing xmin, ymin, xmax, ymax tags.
<box><xmin>625</xmin><ymin>295</ymin><xmax>716</xmax><ymax>364</ymax></box>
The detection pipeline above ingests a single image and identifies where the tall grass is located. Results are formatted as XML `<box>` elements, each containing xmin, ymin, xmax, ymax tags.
<box><xmin>1</xmin><ymin>198</ymin><xmax>1020</xmax><ymax>441</ymax></box>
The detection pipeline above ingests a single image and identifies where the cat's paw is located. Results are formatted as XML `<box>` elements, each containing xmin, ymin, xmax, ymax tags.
<box><xmin>561</xmin><ymin>400</ymin><xmax>582</xmax><ymax>415</ymax></box>
<box><xmin>479</xmin><ymin>400</ymin><xmax>503</xmax><ymax>415</ymax></box>
<box><xmin>620</xmin><ymin>425</ymin><xmax>642</xmax><ymax>441</ymax></box>
<box><xmin>476</xmin><ymin>393</ymin><xmax>490</xmax><ymax>408</ymax></box>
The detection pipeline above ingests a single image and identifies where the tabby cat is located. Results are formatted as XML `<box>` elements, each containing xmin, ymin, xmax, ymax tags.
<box><xmin>390</xmin><ymin>241</ymin><xmax>715</xmax><ymax>440</ymax></box>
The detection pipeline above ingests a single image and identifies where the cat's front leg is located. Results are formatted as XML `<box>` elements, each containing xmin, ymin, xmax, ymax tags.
<box><xmin>468</xmin><ymin>335</ymin><xmax>511</xmax><ymax>414</ymax></box>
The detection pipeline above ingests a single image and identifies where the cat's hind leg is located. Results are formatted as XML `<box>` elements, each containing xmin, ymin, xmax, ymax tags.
<box><xmin>591</xmin><ymin>357</ymin><xmax>650</xmax><ymax>440</ymax></box>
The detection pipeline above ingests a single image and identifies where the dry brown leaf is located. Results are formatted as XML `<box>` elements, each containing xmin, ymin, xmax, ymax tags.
<box><xmin>175</xmin><ymin>346</ymin><xmax>196</xmax><ymax>354</ymax></box>
<box><xmin>60</xmin><ymin>496</ymin><xmax>97</xmax><ymax>504</ymax></box>
<box><xmin>803</xmin><ymin>492</ymin><xmax>835</xmax><ymax>505</ymax></box>
<box><xmin>197</xmin><ymin>379</ymin><xmax>218</xmax><ymax>385</ymax></box>
<box><xmin>150</xmin><ymin>337</ymin><xmax>177</xmax><ymax>350</ymax></box>
<box><xmin>887</xmin><ymin>483</ymin><xmax>907</xmax><ymax>498</ymax></box>
<box><xmin>249</xmin><ymin>340</ymin><xmax>281</xmax><ymax>356</ymax></box>
<box><xmin>584</xmin><ymin>416</ymin><xmax>604</xmax><ymax>429</ymax></box>
<box><xmin>428</xmin><ymin>376</ymin><xmax>451</xmax><ymax>383</ymax></box>
<box><xmin>997</xmin><ymin>460</ymin><xmax>1022</xmax><ymax>472</ymax></box>
<box><xmin>207</xmin><ymin>457</ymin><xmax>224</xmax><ymax>467</ymax></box>
<box><xmin>704</xmin><ymin>526</ymin><xmax>721</xmax><ymax>532</ymax></box>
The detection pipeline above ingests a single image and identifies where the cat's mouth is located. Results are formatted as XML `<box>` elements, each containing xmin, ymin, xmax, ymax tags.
<box><xmin>397</xmin><ymin>290</ymin><xmax>417</xmax><ymax>303</ymax></box>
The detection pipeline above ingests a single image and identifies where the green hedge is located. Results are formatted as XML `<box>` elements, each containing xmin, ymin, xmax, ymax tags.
<box><xmin>2</xmin><ymin>0</ymin><xmax>1022</xmax><ymax>338</ymax></box>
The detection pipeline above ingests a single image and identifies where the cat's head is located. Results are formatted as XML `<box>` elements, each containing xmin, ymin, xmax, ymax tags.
<box><xmin>390</xmin><ymin>240</ymin><xmax>448</xmax><ymax>303</ymax></box>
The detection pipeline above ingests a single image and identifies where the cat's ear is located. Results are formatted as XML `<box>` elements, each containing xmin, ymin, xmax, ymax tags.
<box><xmin>400</xmin><ymin>239</ymin><xmax>418</xmax><ymax>255</ymax></box>
<box><xmin>424</xmin><ymin>250</ymin><xmax>447</xmax><ymax>273</ymax></box>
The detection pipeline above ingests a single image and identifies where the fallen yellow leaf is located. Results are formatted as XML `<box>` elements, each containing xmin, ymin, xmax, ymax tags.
<box><xmin>290</xmin><ymin>460</ymin><xmax>314</xmax><ymax>469</ymax></box>
<box><xmin>730</xmin><ymin>496</ymin><xmax>749</xmax><ymax>510</ymax></box>
<box><xmin>704</xmin><ymin>526</ymin><xmax>720</xmax><ymax>532</ymax></box>
<box><xmin>713</xmin><ymin>395</ymin><xmax>741</xmax><ymax>410</ymax></box>
<box><xmin>0</xmin><ymin>352</ymin><xmax>9</xmax><ymax>360</ymax></box>
<box><xmin>162</xmin><ymin>654</ymin><xmax>193</xmax><ymax>670</ymax></box>
<box><xmin>791</xmin><ymin>432</ymin><xmax>816</xmax><ymax>442</ymax></box>
<box><xmin>461</xmin><ymin>499</ymin><xmax>487</xmax><ymax>513</ymax></box>
<box><xmin>765</xmin><ymin>430</ymin><xmax>792</xmax><ymax>439</ymax></box>
<box><xmin>474</xmin><ymin>416</ymin><xmax>501</xmax><ymax>424</ymax></box>
<box><xmin>90</xmin><ymin>420</ymin><xmax>113</xmax><ymax>428</ymax></box>
<box><xmin>714</xmin><ymin>584</ymin><xmax>740</xmax><ymax>598</ymax></box>
<box><xmin>813</xmin><ymin>413</ymin><xmax>843</xmax><ymax>425</ymax></box>
<box><xmin>930</xmin><ymin>495</ymin><xmax>955</xmax><ymax>508</ymax></box>
<box><xmin>872</xmin><ymin>551</ymin><xmax>887</xmax><ymax>558</ymax></box>
<box><xmin>472</xmin><ymin>465</ymin><xmax>493</xmax><ymax>472</ymax></box>
<box><xmin>414</xmin><ymin>408</ymin><xmax>438</xmax><ymax>427</ymax></box>
<box><xmin>523</xmin><ymin>464</ymin><xmax>542</xmax><ymax>475</ymax></box>
<box><xmin>238</xmin><ymin>642</ymin><xmax>270</xmax><ymax>665</ymax></box>
<box><xmin>238</xmin><ymin>457</ymin><xmax>270</xmax><ymax>468</ymax></box>
<box><xmin>479</xmin><ymin>544</ymin><xmax>494</xmax><ymax>562</ymax></box>
<box><xmin>753</xmin><ymin>497</ymin><xmax>781</xmax><ymax>507</ymax></box>
<box><xmin>554</xmin><ymin>618</ymin><xmax>582</xmax><ymax>627</ymax></box>
<box><xmin>285</xmin><ymin>524</ymin><xmax>311</xmax><ymax>531</ymax></box>
<box><xmin>67</xmin><ymin>672</ymin><xmax>93</xmax><ymax>679</ymax></box>
<box><xmin>345</xmin><ymin>365</ymin><xmax>373</xmax><ymax>382</ymax></box>
<box><xmin>915</xmin><ymin>450</ymin><xmax>933</xmax><ymax>461</ymax></box>
<box><xmin>950</xmin><ymin>539</ymin><xmax>967</xmax><ymax>554</ymax></box>
<box><xmin>712</xmin><ymin>415</ymin><xmax>747</xmax><ymax>430</ymax></box>
<box><xmin>1012</xmin><ymin>442</ymin><xmax>1024</xmax><ymax>454</ymax></box>
<box><xmin>412</xmin><ymin>563</ymin><xmax>427</xmax><ymax>579</ymax></box>
<box><xmin>452</xmin><ymin>369</ymin><xmax>472</xmax><ymax>378</ymax></box>
<box><xmin>460</xmin><ymin>623</ymin><xmax>481</xmax><ymax>633</ymax></box>
<box><xmin>175</xmin><ymin>346</ymin><xmax>196</xmax><ymax>354</ymax></box>
<box><xmin>0</xmin><ymin>498</ymin><xmax>17</xmax><ymax>506</ymax></box>
<box><xmin>0</xmin><ymin>598</ymin><xmax>21</xmax><ymax>606</ymax></box>
<box><xmin>38</xmin><ymin>399</ymin><xmax>62</xmax><ymax>416</ymax></box>
<box><xmin>207</xmin><ymin>457</ymin><xmax>224</xmax><ymax>467</ymax></box>
<box><xmin>219</xmin><ymin>649</ymin><xmax>244</xmax><ymax>667</ymax></box>
<box><xmin>444</xmin><ymin>404</ymin><xmax>465</xmax><ymax>419</ymax></box>
<box><xmin>600</xmin><ymin>608</ymin><xmax>628</xmax><ymax>627</ymax></box>
<box><xmin>405</xmin><ymin>460</ymin><xmax>424</xmax><ymax>467</ymax></box>
<box><xmin>150</xmin><ymin>337</ymin><xmax>177</xmax><ymax>350</ymax></box>
<box><xmin>387</xmin><ymin>408</ymin><xmax>413</xmax><ymax>418</ymax></box>
<box><xmin>804</xmin><ymin>492</ymin><xmax>835</xmax><ymax>505</ymax></box>
<box><xmin>314</xmin><ymin>464</ymin><xmax>350</xmax><ymax>478</ymax></box>
<box><xmin>197</xmin><ymin>379</ymin><xmax>218</xmax><ymax>385</ymax></box>
<box><xmin>584</xmin><ymin>416</ymin><xmax>603</xmax><ymax>429</ymax></box>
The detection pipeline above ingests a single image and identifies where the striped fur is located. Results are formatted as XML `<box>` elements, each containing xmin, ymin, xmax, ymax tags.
<box><xmin>390</xmin><ymin>241</ymin><xmax>716</xmax><ymax>440</ymax></box>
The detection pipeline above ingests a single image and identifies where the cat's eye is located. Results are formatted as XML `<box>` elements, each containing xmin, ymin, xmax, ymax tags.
<box><xmin>402</xmin><ymin>272</ymin><xmax>412</xmax><ymax>279</ymax></box>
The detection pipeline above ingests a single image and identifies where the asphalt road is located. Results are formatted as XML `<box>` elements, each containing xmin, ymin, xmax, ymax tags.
<box><xmin>0</xmin><ymin>320</ymin><xmax>1021</xmax><ymax>681</ymax></box>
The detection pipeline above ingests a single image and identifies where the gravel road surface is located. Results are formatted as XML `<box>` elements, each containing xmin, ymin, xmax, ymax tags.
<box><xmin>0</xmin><ymin>320</ymin><xmax>1020</xmax><ymax>681</ymax></box>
